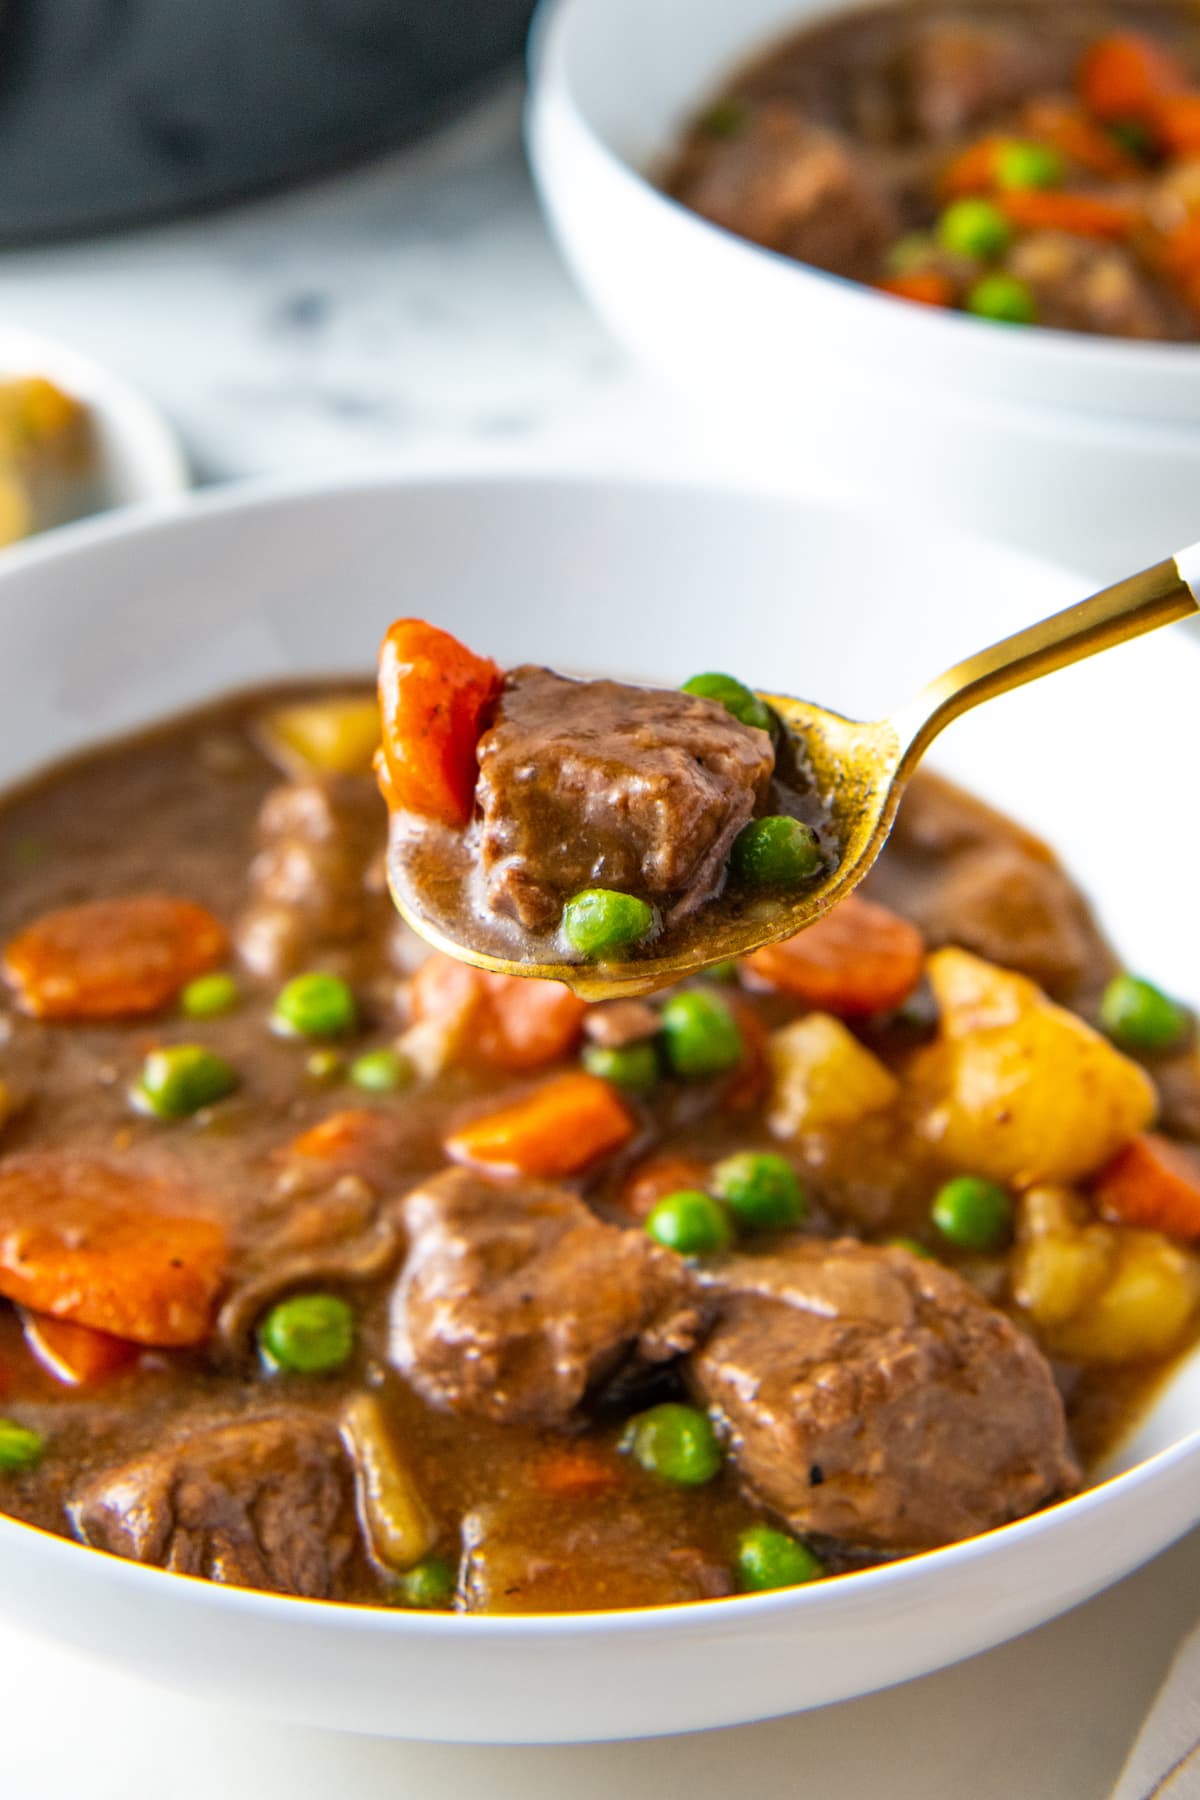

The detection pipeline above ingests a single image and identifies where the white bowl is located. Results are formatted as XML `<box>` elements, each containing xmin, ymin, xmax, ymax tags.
<box><xmin>0</xmin><ymin>324</ymin><xmax>187</xmax><ymax>526</ymax></box>
<box><xmin>1</xmin><ymin>471</ymin><xmax>1199</xmax><ymax>1743</ymax></box>
<box><xmin>527</xmin><ymin>0</ymin><xmax>1200</xmax><ymax>576</ymax></box>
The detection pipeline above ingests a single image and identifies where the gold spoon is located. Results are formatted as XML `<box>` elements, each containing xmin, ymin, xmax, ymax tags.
<box><xmin>391</xmin><ymin>547</ymin><xmax>1200</xmax><ymax>1001</ymax></box>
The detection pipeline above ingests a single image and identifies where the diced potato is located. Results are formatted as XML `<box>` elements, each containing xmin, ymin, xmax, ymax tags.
<box><xmin>341</xmin><ymin>1393</ymin><xmax>437</xmax><ymax>1571</ymax></box>
<box><xmin>1049</xmin><ymin>1231</ymin><xmax>1200</xmax><ymax>1363</ymax></box>
<box><xmin>768</xmin><ymin>1012</ymin><xmax>900</xmax><ymax>1138</ymax></box>
<box><xmin>1012</xmin><ymin>1184</ymin><xmax>1200</xmax><ymax>1361</ymax></box>
<box><xmin>0</xmin><ymin>469</ymin><xmax>31</xmax><ymax>547</ymax></box>
<box><xmin>911</xmin><ymin>948</ymin><xmax>1157</xmax><ymax>1186</ymax></box>
<box><xmin>1012</xmin><ymin>1186</ymin><xmax>1115</xmax><ymax>1328</ymax></box>
<box><xmin>258</xmin><ymin>695</ymin><xmax>381</xmax><ymax>778</ymax></box>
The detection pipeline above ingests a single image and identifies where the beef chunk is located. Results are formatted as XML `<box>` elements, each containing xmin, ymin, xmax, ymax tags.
<box><xmin>389</xmin><ymin>1168</ymin><xmax>704</xmax><ymax>1425</ymax></box>
<box><xmin>689</xmin><ymin>1240</ymin><xmax>1077</xmax><ymax>1551</ymax></box>
<box><xmin>461</xmin><ymin>1491</ymin><xmax>732</xmax><ymax>1613</ymax></box>
<box><xmin>69</xmin><ymin>1415</ymin><xmax>360</xmax><ymax>1598</ymax></box>
<box><xmin>1008</xmin><ymin>232</ymin><xmax>1189</xmax><ymax>342</ymax></box>
<box><xmin>898</xmin><ymin>22</ymin><xmax>1071</xmax><ymax>138</ymax></box>
<box><xmin>475</xmin><ymin>667</ymin><xmax>774</xmax><ymax>931</ymax></box>
<box><xmin>865</xmin><ymin>771</ymin><xmax>1116</xmax><ymax>1002</ymax></box>
<box><xmin>670</xmin><ymin>102</ymin><xmax>897</xmax><ymax>279</ymax></box>
<box><xmin>235</xmin><ymin>776</ymin><xmax>389</xmax><ymax>979</ymax></box>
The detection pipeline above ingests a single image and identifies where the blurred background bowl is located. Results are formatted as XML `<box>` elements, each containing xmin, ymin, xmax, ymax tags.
<box><xmin>528</xmin><ymin>0</ymin><xmax>1200</xmax><ymax>576</ymax></box>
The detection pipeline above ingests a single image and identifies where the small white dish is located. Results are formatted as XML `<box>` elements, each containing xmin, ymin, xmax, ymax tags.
<box><xmin>526</xmin><ymin>0</ymin><xmax>1200</xmax><ymax>575</ymax></box>
<box><xmin>0</xmin><ymin>324</ymin><xmax>187</xmax><ymax>528</ymax></box>
<box><xmin>0</xmin><ymin>471</ymin><xmax>1198</xmax><ymax>1743</ymax></box>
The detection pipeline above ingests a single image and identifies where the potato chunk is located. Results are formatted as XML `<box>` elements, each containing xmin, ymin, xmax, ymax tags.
<box><xmin>258</xmin><ymin>696</ymin><xmax>381</xmax><ymax>778</ymax></box>
<box><xmin>1012</xmin><ymin>1184</ymin><xmax>1200</xmax><ymax>1362</ymax></box>
<box><xmin>768</xmin><ymin>1012</ymin><xmax>900</xmax><ymax>1138</ymax></box>
<box><xmin>911</xmin><ymin>949</ymin><xmax>1156</xmax><ymax>1185</ymax></box>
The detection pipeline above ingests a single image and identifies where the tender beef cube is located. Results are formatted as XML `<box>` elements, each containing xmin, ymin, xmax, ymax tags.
<box><xmin>1008</xmin><ymin>232</ymin><xmax>1190</xmax><ymax>342</ymax></box>
<box><xmin>689</xmin><ymin>1240</ymin><xmax>1078</xmax><ymax>1552</ymax></box>
<box><xmin>461</xmin><ymin>1491</ymin><xmax>732</xmax><ymax>1613</ymax></box>
<box><xmin>865</xmin><ymin>771</ymin><xmax>1116</xmax><ymax>1002</ymax></box>
<box><xmin>389</xmin><ymin>1168</ymin><xmax>704</xmax><ymax>1425</ymax></box>
<box><xmin>69</xmin><ymin>1415</ymin><xmax>360</xmax><ymax>1598</ymax></box>
<box><xmin>671</xmin><ymin>101</ymin><xmax>897</xmax><ymax>279</ymax></box>
<box><xmin>1155</xmin><ymin>1045</ymin><xmax>1200</xmax><ymax>1143</ymax></box>
<box><xmin>235</xmin><ymin>775</ymin><xmax>389</xmax><ymax>978</ymax></box>
<box><xmin>898</xmin><ymin>22</ymin><xmax>1071</xmax><ymax>138</ymax></box>
<box><xmin>475</xmin><ymin>667</ymin><xmax>774</xmax><ymax>931</ymax></box>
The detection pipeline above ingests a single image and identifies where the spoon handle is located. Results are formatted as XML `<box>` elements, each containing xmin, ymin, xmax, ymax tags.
<box><xmin>889</xmin><ymin>546</ymin><xmax>1200</xmax><ymax>765</ymax></box>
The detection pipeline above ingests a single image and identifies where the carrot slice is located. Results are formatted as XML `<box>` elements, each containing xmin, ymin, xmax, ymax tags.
<box><xmin>1093</xmin><ymin>1133</ymin><xmax>1200</xmax><ymax>1239</ymax></box>
<box><xmin>532</xmin><ymin>1448</ymin><xmax>621</xmax><ymax>1499</ymax></box>
<box><xmin>280</xmin><ymin>1109</ymin><xmax>415</xmax><ymax>1187</ymax></box>
<box><xmin>1078</xmin><ymin>32</ymin><xmax>1186</xmax><ymax>124</ymax></box>
<box><xmin>939</xmin><ymin>134</ymin><xmax>1009</xmax><ymax>198</ymax></box>
<box><xmin>1152</xmin><ymin>92</ymin><xmax>1200</xmax><ymax>157</ymax></box>
<box><xmin>445</xmin><ymin>1071</ymin><xmax>635</xmax><ymax>1178</ymax></box>
<box><xmin>999</xmin><ymin>189</ymin><xmax>1135</xmax><ymax>239</ymax></box>
<box><xmin>1021</xmin><ymin>100</ymin><xmax>1141</xmax><ymax>179</ymax></box>
<box><xmin>21</xmin><ymin>1310</ymin><xmax>138</xmax><ymax>1386</ymax></box>
<box><xmin>409</xmin><ymin>954</ymin><xmax>586</xmax><ymax>1073</ymax></box>
<box><xmin>0</xmin><ymin>1153</ymin><xmax>227</xmax><ymax>1345</ymax></box>
<box><xmin>876</xmin><ymin>271</ymin><xmax>954</xmax><ymax>308</ymax></box>
<box><xmin>741</xmin><ymin>894</ymin><xmax>924</xmax><ymax>1018</ymax></box>
<box><xmin>619</xmin><ymin>1153</ymin><xmax>711</xmax><ymax>1221</ymax></box>
<box><xmin>4</xmin><ymin>894</ymin><xmax>228</xmax><ymax>1021</ymax></box>
<box><xmin>376</xmin><ymin>618</ymin><xmax>502</xmax><ymax>828</ymax></box>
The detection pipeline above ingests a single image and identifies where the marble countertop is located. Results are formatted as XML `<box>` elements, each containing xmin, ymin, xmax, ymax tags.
<box><xmin>0</xmin><ymin>78</ymin><xmax>1190</xmax><ymax>1800</ymax></box>
<box><xmin>0</xmin><ymin>79</ymin><xmax>744</xmax><ymax>490</ymax></box>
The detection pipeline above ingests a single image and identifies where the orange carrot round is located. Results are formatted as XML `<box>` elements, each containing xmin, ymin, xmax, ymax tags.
<box><xmin>0</xmin><ymin>1153</ymin><xmax>227</xmax><ymax>1346</ymax></box>
<box><xmin>1094</xmin><ymin>1133</ymin><xmax>1200</xmax><ymax>1239</ymax></box>
<box><xmin>1152</xmin><ymin>92</ymin><xmax>1200</xmax><ymax>158</ymax></box>
<box><xmin>4</xmin><ymin>894</ymin><xmax>228</xmax><ymax>1021</ymax></box>
<box><xmin>410</xmin><ymin>953</ymin><xmax>586</xmax><ymax>1073</ymax></box>
<box><xmin>742</xmin><ymin>893</ymin><xmax>924</xmax><ymax>1018</ymax></box>
<box><xmin>21</xmin><ymin>1310</ymin><xmax>138</xmax><ymax>1387</ymax></box>
<box><xmin>445</xmin><ymin>1071</ymin><xmax>635</xmax><ymax>1179</ymax></box>
<box><xmin>998</xmin><ymin>189</ymin><xmax>1135</xmax><ymax>239</ymax></box>
<box><xmin>877</xmin><ymin>271</ymin><xmax>954</xmax><ymax>308</ymax></box>
<box><xmin>1078</xmin><ymin>32</ymin><xmax>1186</xmax><ymax>124</ymax></box>
<box><xmin>376</xmin><ymin>618</ymin><xmax>502</xmax><ymax>828</ymax></box>
<box><xmin>619</xmin><ymin>1153</ymin><xmax>712</xmax><ymax>1220</ymax></box>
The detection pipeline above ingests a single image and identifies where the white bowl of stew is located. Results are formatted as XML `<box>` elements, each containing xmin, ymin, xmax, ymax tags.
<box><xmin>527</xmin><ymin>0</ymin><xmax>1200</xmax><ymax>576</ymax></box>
<box><xmin>1</xmin><ymin>471</ymin><xmax>1200</xmax><ymax>1744</ymax></box>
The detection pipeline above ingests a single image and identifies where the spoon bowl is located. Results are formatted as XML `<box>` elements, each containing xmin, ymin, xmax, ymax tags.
<box><xmin>390</xmin><ymin>549</ymin><xmax>1200</xmax><ymax>1000</ymax></box>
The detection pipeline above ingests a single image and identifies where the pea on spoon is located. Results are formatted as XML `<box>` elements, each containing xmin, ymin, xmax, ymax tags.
<box><xmin>385</xmin><ymin>547</ymin><xmax>1200</xmax><ymax>1001</ymax></box>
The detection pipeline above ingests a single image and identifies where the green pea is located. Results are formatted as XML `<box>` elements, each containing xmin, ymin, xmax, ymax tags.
<box><xmin>623</xmin><ymin>1403</ymin><xmax>722</xmax><ymax>1486</ymax></box>
<box><xmin>965</xmin><ymin>272</ymin><xmax>1036</xmax><ymax>324</ymax></box>
<box><xmin>391</xmin><ymin>1555</ymin><xmax>455</xmax><ymax>1610</ymax></box>
<box><xmin>937</xmin><ymin>197</ymin><xmax>1012</xmax><ymax>259</ymax></box>
<box><xmin>994</xmin><ymin>140</ymin><xmax>1064</xmax><ymax>190</ymax></box>
<box><xmin>887</xmin><ymin>1235</ymin><xmax>933</xmax><ymax>1259</ymax></box>
<box><xmin>561</xmin><ymin>889</ymin><xmax>655</xmax><ymax>960</ymax></box>
<box><xmin>731</xmin><ymin>816</ymin><xmax>823</xmax><ymax>886</ymax></box>
<box><xmin>349</xmin><ymin>1047</ymin><xmax>413</xmax><ymax>1093</ymax></box>
<box><xmin>582</xmin><ymin>1040</ymin><xmax>660</xmax><ymax>1095</ymax></box>
<box><xmin>681</xmin><ymin>672</ymin><xmax>775</xmax><ymax>736</ymax></box>
<box><xmin>0</xmin><ymin>1419</ymin><xmax>44</xmax><ymax>1473</ymax></box>
<box><xmin>735</xmin><ymin>1524</ymin><xmax>824</xmax><ymax>1592</ymax></box>
<box><xmin>132</xmin><ymin>1044</ymin><xmax>237</xmax><ymax>1119</ymax></box>
<box><xmin>931</xmin><ymin>1176</ymin><xmax>1013</xmax><ymax>1253</ymax></box>
<box><xmin>180</xmin><ymin>971</ymin><xmax>240</xmax><ymax>1019</ymax></box>
<box><xmin>712</xmin><ymin>1151</ymin><xmax>806</xmax><ymax>1230</ymax></box>
<box><xmin>701</xmin><ymin>97</ymin><xmax>749</xmax><ymax>138</ymax></box>
<box><xmin>645</xmin><ymin>1189</ymin><xmax>733</xmax><ymax>1256</ymax></box>
<box><xmin>273</xmin><ymin>972</ymin><xmax>358</xmax><ymax>1039</ymax></box>
<box><xmin>259</xmin><ymin>1293</ymin><xmax>356</xmax><ymax>1374</ymax></box>
<box><xmin>706</xmin><ymin>960</ymin><xmax>740</xmax><ymax>984</ymax></box>
<box><xmin>660</xmin><ymin>990</ymin><xmax>744</xmax><ymax>1079</ymax></box>
<box><xmin>1099</xmin><ymin>974</ymin><xmax>1190</xmax><ymax>1056</ymax></box>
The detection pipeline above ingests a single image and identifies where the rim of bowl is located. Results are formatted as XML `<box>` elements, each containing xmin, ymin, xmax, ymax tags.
<box><xmin>527</xmin><ymin>0</ymin><xmax>1200</xmax><ymax>414</ymax></box>
<box><xmin>0</xmin><ymin>464</ymin><xmax>1198</xmax><ymax>1636</ymax></box>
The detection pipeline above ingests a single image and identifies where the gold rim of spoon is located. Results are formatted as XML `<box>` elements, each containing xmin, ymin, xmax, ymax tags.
<box><xmin>390</xmin><ymin>552</ymin><xmax>1200</xmax><ymax>1000</ymax></box>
